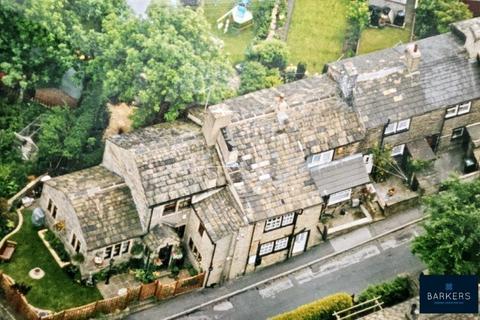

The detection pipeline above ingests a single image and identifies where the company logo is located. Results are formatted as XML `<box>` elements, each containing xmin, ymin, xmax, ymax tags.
<box><xmin>420</xmin><ymin>275</ymin><xmax>478</xmax><ymax>314</ymax></box>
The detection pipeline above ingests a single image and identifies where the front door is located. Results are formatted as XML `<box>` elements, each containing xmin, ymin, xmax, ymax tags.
<box><xmin>159</xmin><ymin>245</ymin><xmax>172</xmax><ymax>266</ymax></box>
<box><xmin>292</xmin><ymin>231</ymin><xmax>309</xmax><ymax>255</ymax></box>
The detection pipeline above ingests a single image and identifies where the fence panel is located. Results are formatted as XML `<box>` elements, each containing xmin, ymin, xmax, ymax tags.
<box><xmin>0</xmin><ymin>272</ymin><xmax>39</xmax><ymax>320</ymax></box>
<box><xmin>174</xmin><ymin>273</ymin><xmax>205</xmax><ymax>296</ymax></box>
<box><xmin>139</xmin><ymin>281</ymin><xmax>157</xmax><ymax>301</ymax></box>
<box><xmin>156</xmin><ymin>282</ymin><xmax>176</xmax><ymax>300</ymax></box>
<box><xmin>126</xmin><ymin>286</ymin><xmax>141</xmax><ymax>304</ymax></box>
<box><xmin>96</xmin><ymin>295</ymin><xmax>128</xmax><ymax>314</ymax></box>
<box><xmin>62</xmin><ymin>302</ymin><xmax>96</xmax><ymax>320</ymax></box>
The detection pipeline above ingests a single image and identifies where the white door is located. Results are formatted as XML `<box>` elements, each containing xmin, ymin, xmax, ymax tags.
<box><xmin>292</xmin><ymin>231</ymin><xmax>309</xmax><ymax>255</ymax></box>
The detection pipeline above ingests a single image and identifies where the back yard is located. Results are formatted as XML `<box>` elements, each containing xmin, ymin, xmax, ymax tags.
<box><xmin>287</xmin><ymin>0</ymin><xmax>349</xmax><ymax>73</ymax></box>
<box><xmin>202</xmin><ymin>0</ymin><xmax>256</xmax><ymax>64</ymax></box>
<box><xmin>358</xmin><ymin>27</ymin><xmax>411</xmax><ymax>55</ymax></box>
<box><xmin>0</xmin><ymin>210</ymin><xmax>102</xmax><ymax>311</ymax></box>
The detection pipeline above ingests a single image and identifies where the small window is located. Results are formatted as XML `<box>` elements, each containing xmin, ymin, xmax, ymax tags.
<box><xmin>396</xmin><ymin>119</ymin><xmax>411</xmax><ymax>132</ymax></box>
<box><xmin>198</xmin><ymin>223</ymin><xmax>205</xmax><ymax>237</ymax></box>
<box><xmin>178</xmin><ymin>197</ymin><xmax>191</xmax><ymax>209</ymax></box>
<box><xmin>189</xmin><ymin>238</ymin><xmax>194</xmax><ymax>250</ymax></box>
<box><xmin>458</xmin><ymin>102</ymin><xmax>471</xmax><ymax>115</ymax></box>
<box><xmin>113</xmin><ymin>243</ymin><xmax>121</xmax><ymax>257</ymax></box>
<box><xmin>122</xmin><ymin>241</ymin><xmax>130</xmax><ymax>254</ymax></box>
<box><xmin>265</xmin><ymin>216</ymin><xmax>282</xmax><ymax>231</ymax></box>
<box><xmin>71</xmin><ymin>233</ymin><xmax>76</xmax><ymax>247</ymax></box>
<box><xmin>47</xmin><ymin>199</ymin><xmax>52</xmax><ymax>212</ymax></box>
<box><xmin>104</xmin><ymin>246</ymin><xmax>113</xmax><ymax>259</ymax></box>
<box><xmin>445</xmin><ymin>106</ymin><xmax>458</xmax><ymax>118</ymax></box>
<box><xmin>259</xmin><ymin>242</ymin><xmax>274</xmax><ymax>256</ymax></box>
<box><xmin>451</xmin><ymin>127</ymin><xmax>465</xmax><ymax>140</ymax></box>
<box><xmin>197</xmin><ymin>253</ymin><xmax>202</xmax><ymax>262</ymax></box>
<box><xmin>310</xmin><ymin>150</ymin><xmax>334</xmax><ymax>167</ymax></box>
<box><xmin>274</xmin><ymin>237</ymin><xmax>289</xmax><ymax>251</ymax></box>
<box><xmin>328</xmin><ymin>189</ymin><xmax>352</xmax><ymax>206</ymax></box>
<box><xmin>391</xmin><ymin>144</ymin><xmax>405</xmax><ymax>157</ymax></box>
<box><xmin>384</xmin><ymin>122</ymin><xmax>397</xmax><ymax>135</ymax></box>
<box><xmin>193</xmin><ymin>246</ymin><xmax>198</xmax><ymax>255</ymax></box>
<box><xmin>163</xmin><ymin>202</ymin><xmax>177</xmax><ymax>215</ymax></box>
<box><xmin>52</xmin><ymin>206</ymin><xmax>57</xmax><ymax>219</ymax></box>
<box><xmin>282</xmin><ymin>212</ymin><xmax>295</xmax><ymax>226</ymax></box>
<box><xmin>75</xmin><ymin>241</ymin><xmax>81</xmax><ymax>253</ymax></box>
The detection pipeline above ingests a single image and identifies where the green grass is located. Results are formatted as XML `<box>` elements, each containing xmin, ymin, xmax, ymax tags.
<box><xmin>287</xmin><ymin>0</ymin><xmax>349</xmax><ymax>73</ymax></box>
<box><xmin>0</xmin><ymin>211</ymin><xmax>102</xmax><ymax>311</ymax></box>
<box><xmin>358</xmin><ymin>27</ymin><xmax>411</xmax><ymax>55</ymax></box>
<box><xmin>202</xmin><ymin>0</ymin><xmax>256</xmax><ymax>64</ymax></box>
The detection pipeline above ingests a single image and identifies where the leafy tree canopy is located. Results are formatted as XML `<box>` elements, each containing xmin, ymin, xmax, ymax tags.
<box><xmin>246</xmin><ymin>39</ymin><xmax>289</xmax><ymax>70</ymax></box>
<box><xmin>239</xmin><ymin>61</ymin><xmax>282</xmax><ymax>94</ymax></box>
<box><xmin>88</xmin><ymin>5</ymin><xmax>234</xmax><ymax>126</ymax></box>
<box><xmin>412</xmin><ymin>178</ymin><xmax>480</xmax><ymax>275</ymax></box>
<box><xmin>415</xmin><ymin>0</ymin><xmax>472</xmax><ymax>39</ymax></box>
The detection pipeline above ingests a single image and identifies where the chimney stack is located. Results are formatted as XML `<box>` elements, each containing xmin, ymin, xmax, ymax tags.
<box><xmin>202</xmin><ymin>104</ymin><xmax>233</xmax><ymax>146</ymax></box>
<box><xmin>405</xmin><ymin>43</ymin><xmax>421</xmax><ymax>73</ymax></box>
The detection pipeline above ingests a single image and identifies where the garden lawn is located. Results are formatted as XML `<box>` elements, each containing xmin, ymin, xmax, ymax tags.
<box><xmin>202</xmin><ymin>0</ymin><xmax>256</xmax><ymax>64</ymax></box>
<box><xmin>358</xmin><ymin>27</ymin><xmax>411</xmax><ymax>55</ymax></box>
<box><xmin>287</xmin><ymin>0</ymin><xmax>349</xmax><ymax>73</ymax></box>
<box><xmin>0</xmin><ymin>210</ymin><xmax>102</xmax><ymax>311</ymax></box>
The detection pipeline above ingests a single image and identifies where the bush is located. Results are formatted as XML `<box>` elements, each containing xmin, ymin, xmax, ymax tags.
<box><xmin>246</xmin><ymin>39</ymin><xmax>289</xmax><ymax>70</ymax></box>
<box><xmin>270</xmin><ymin>292</ymin><xmax>353</xmax><ymax>320</ymax></box>
<box><xmin>64</xmin><ymin>264</ymin><xmax>81</xmax><ymax>281</ymax></box>
<box><xmin>72</xmin><ymin>253</ymin><xmax>85</xmax><ymax>264</ymax></box>
<box><xmin>44</xmin><ymin>230</ymin><xmax>70</xmax><ymax>262</ymax></box>
<box><xmin>239</xmin><ymin>61</ymin><xmax>282</xmax><ymax>94</ymax></box>
<box><xmin>11</xmin><ymin>282</ymin><xmax>32</xmax><ymax>295</ymax></box>
<box><xmin>252</xmin><ymin>0</ymin><xmax>276</xmax><ymax>39</ymax></box>
<box><xmin>357</xmin><ymin>276</ymin><xmax>413</xmax><ymax>307</ymax></box>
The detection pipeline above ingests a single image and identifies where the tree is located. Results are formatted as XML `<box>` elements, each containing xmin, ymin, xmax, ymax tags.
<box><xmin>246</xmin><ymin>39</ymin><xmax>289</xmax><ymax>70</ymax></box>
<box><xmin>239</xmin><ymin>61</ymin><xmax>282</xmax><ymax>94</ymax></box>
<box><xmin>415</xmin><ymin>0</ymin><xmax>472</xmax><ymax>39</ymax></box>
<box><xmin>88</xmin><ymin>5</ymin><xmax>234</xmax><ymax>126</ymax></box>
<box><xmin>347</xmin><ymin>0</ymin><xmax>370</xmax><ymax>32</ymax></box>
<box><xmin>412</xmin><ymin>178</ymin><xmax>480</xmax><ymax>275</ymax></box>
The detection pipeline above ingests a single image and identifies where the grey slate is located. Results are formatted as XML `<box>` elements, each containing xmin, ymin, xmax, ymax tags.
<box><xmin>310</xmin><ymin>154</ymin><xmax>370</xmax><ymax>195</ymax></box>
<box><xmin>143</xmin><ymin>224</ymin><xmax>180</xmax><ymax>252</ymax></box>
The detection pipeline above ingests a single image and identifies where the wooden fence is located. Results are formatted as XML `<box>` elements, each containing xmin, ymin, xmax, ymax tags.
<box><xmin>0</xmin><ymin>271</ymin><xmax>205</xmax><ymax>320</ymax></box>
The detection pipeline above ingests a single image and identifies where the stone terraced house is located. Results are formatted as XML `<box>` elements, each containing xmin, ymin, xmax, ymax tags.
<box><xmin>39</xmin><ymin>17</ymin><xmax>480</xmax><ymax>286</ymax></box>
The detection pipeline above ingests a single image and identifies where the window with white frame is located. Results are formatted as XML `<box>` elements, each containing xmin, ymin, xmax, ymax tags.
<box><xmin>384</xmin><ymin>119</ymin><xmax>410</xmax><ymax>135</ymax></box>
<box><xmin>104</xmin><ymin>246</ymin><xmax>113</xmax><ymax>259</ymax></box>
<box><xmin>122</xmin><ymin>241</ymin><xmax>131</xmax><ymax>254</ymax></box>
<box><xmin>391</xmin><ymin>144</ymin><xmax>405</xmax><ymax>157</ymax></box>
<box><xmin>451</xmin><ymin>127</ymin><xmax>465</xmax><ymax>140</ymax></box>
<box><xmin>265</xmin><ymin>216</ymin><xmax>282</xmax><ymax>231</ymax></box>
<box><xmin>328</xmin><ymin>189</ymin><xmax>352</xmax><ymax>206</ymax></box>
<box><xmin>445</xmin><ymin>102</ymin><xmax>471</xmax><ymax>118</ymax></box>
<box><xmin>282</xmin><ymin>212</ymin><xmax>295</xmax><ymax>226</ymax></box>
<box><xmin>113</xmin><ymin>243</ymin><xmax>121</xmax><ymax>257</ymax></box>
<box><xmin>259</xmin><ymin>242</ymin><xmax>274</xmax><ymax>256</ymax></box>
<box><xmin>264</xmin><ymin>211</ymin><xmax>297</xmax><ymax>231</ymax></box>
<box><xmin>309</xmin><ymin>150</ymin><xmax>334</xmax><ymax>167</ymax></box>
<box><xmin>274</xmin><ymin>237</ymin><xmax>289</xmax><ymax>251</ymax></box>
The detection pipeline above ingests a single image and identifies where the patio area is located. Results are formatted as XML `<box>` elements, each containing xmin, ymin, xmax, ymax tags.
<box><xmin>374</xmin><ymin>176</ymin><xmax>419</xmax><ymax>216</ymax></box>
<box><xmin>96</xmin><ymin>273</ymin><xmax>141</xmax><ymax>299</ymax></box>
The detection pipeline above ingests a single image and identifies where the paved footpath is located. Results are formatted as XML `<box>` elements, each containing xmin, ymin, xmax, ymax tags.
<box><xmin>127</xmin><ymin>207</ymin><xmax>425</xmax><ymax>320</ymax></box>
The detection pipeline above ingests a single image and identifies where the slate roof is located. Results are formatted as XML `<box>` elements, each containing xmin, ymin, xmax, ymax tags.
<box><xmin>46</xmin><ymin>166</ymin><xmax>144</xmax><ymax>250</ymax></box>
<box><xmin>143</xmin><ymin>224</ymin><xmax>180</xmax><ymax>252</ymax></box>
<box><xmin>310</xmin><ymin>154</ymin><xmax>370</xmax><ymax>195</ymax></box>
<box><xmin>327</xmin><ymin>32</ymin><xmax>480</xmax><ymax>129</ymax></box>
<box><xmin>108</xmin><ymin>121</ymin><xmax>225</xmax><ymax>206</ymax></box>
<box><xmin>214</xmin><ymin>76</ymin><xmax>366</xmax><ymax>221</ymax></box>
<box><xmin>193</xmin><ymin>188</ymin><xmax>247</xmax><ymax>242</ymax></box>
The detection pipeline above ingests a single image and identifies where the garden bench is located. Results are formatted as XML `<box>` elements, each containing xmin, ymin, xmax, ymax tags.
<box><xmin>0</xmin><ymin>240</ymin><xmax>17</xmax><ymax>261</ymax></box>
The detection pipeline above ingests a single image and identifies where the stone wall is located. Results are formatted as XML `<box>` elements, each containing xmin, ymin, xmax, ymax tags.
<box><xmin>102</xmin><ymin>141</ymin><xmax>150</xmax><ymax>231</ymax></box>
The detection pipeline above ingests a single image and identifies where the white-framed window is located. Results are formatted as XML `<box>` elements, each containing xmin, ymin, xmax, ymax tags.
<box><xmin>451</xmin><ymin>127</ymin><xmax>465</xmax><ymax>140</ymax></box>
<box><xmin>274</xmin><ymin>237</ymin><xmax>289</xmax><ymax>251</ymax></box>
<box><xmin>104</xmin><ymin>246</ymin><xmax>113</xmax><ymax>259</ymax></box>
<box><xmin>445</xmin><ymin>102</ymin><xmax>471</xmax><ymax>118</ymax></box>
<box><xmin>259</xmin><ymin>242</ymin><xmax>274</xmax><ymax>256</ymax></box>
<box><xmin>113</xmin><ymin>243</ymin><xmax>121</xmax><ymax>257</ymax></box>
<box><xmin>328</xmin><ymin>189</ymin><xmax>352</xmax><ymax>206</ymax></box>
<box><xmin>384</xmin><ymin>119</ymin><xmax>411</xmax><ymax>135</ymax></box>
<box><xmin>396</xmin><ymin>119</ymin><xmax>411</xmax><ymax>132</ymax></box>
<box><xmin>309</xmin><ymin>149</ymin><xmax>334</xmax><ymax>167</ymax></box>
<box><xmin>458</xmin><ymin>102</ymin><xmax>471</xmax><ymax>115</ymax></box>
<box><xmin>121</xmin><ymin>240</ymin><xmax>131</xmax><ymax>254</ymax></box>
<box><xmin>391</xmin><ymin>144</ymin><xmax>405</xmax><ymax>157</ymax></box>
<box><xmin>384</xmin><ymin>122</ymin><xmax>397</xmax><ymax>135</ymax></box>
<box><xmin>265</xmin><ymin>216</ymin><xmax>282</xmax><ymax>231</ymax></box>
<box><xmin>282</xmin><ymin>212</ymin><xmax>295</xmax><ymax>226</ymax></box>
<box><xmin>445</xmin><ymin>106</ymin><xmax>458</xmax><ymax>119</ymax></box>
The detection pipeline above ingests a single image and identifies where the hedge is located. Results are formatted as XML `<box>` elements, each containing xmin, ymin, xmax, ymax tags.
<box><xmin>357</xmin><ymin>276</ymin><xmax>413</xmax><ymax>307</ymax></box>
<box><xmin>270</xmin><ymin>292</ymin><xmax>353</xmax><ymax>320</ymax></box>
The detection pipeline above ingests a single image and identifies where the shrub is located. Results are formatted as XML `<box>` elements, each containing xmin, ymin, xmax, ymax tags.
<box><xmin>270</xmin><ymin>292</ymin><xmax>353</xmax><ymax>320</ymax></box>
<box><xmin>64</xmin><ymin>264</ymin><xmax>81</xmax><ymax>281</ymax></box>
<box><xmin>44</xmin><ymin>230</ymin><xmax>70</xmax><ymax>262</ymax></box>
<box><xmin>239</xmin><ymin>61</ymin><xmax>282</xmax><ymax>95</ymax></box>
<box><xmin>246</xmin><ymin>39</ymin><xmax>289</xmax><ymax>70</ymax></box>
<box><xmin>131</xmin><ymin>242</ymin><xmax>144</xmax><ymax>256</ymax></box>
<box><xmin>134</xmin><ymin>269</ymin><xmax>156</xmax><ymax>284</ymax></box>
<box><xmin>186</xmin><ymin>263</ymin><xmax>198</xmax><ymax>276</ymax></box>
<box><xmin>11</xmin><ymin>282</ymin><xmax>32</xmax><ymax>295</ymax></box>
<box><xmin>357</xmin><ymin>276</ymin><xmax>413</xmax><ymax>307</ymax></box>
<box><xmin>72</xmin><ymin>253</ymin><xmax>85</xmax><ymax>264</ymax></box>
<box><xmin>252</xmin><ymin>0</ymin><xmax>276</xmax><ymax>39</ymax></box>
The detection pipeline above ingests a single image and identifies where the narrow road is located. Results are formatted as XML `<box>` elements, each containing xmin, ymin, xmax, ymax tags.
<box><xmin>131</xmin><ymin>224</ymin><xmax>425</xmax><ymax>320</ymax></box>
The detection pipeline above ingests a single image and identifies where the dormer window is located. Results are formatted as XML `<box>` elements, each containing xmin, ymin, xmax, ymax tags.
<box><xmin>162</xmin><ymin>197</ymin><xmax>192</xmax><ymax>216</ymax></box>
<box><xmin>163</xmin><ymin>202</ymin><xmax>177</xmax><ymax>215</ymax></box>
<box><xmin>308</xmin><ymin>150</ymin><xmax>334</xmax><ymax>168</ymax></box>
